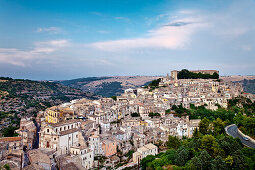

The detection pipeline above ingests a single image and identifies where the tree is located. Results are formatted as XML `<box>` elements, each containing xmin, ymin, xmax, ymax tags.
<box><xmin>3</xmin><ymin>164</ymin><xmax>11</xmax><ymax>170</ymax></box>
<box><xmin>166</xmin><ymin>136</ymin><xmax>181</xmax><ymax>149</ymax></box>
<box><xmin>211</xmin><ymin>156</ymin><xmax>227</xmax><ymax>170</ymax></box>
<box><xmin>231</xmin><ymin>149</ymin><xmax>247</xmax><ymax>169</ymax></box>
<box><xmin>141</xmin><ymin>155</ymin><xmax>156</xmax><ymax>170</ymax></box>
<box><xmin>225</xmin><ymin>155</ymin><xmax>233</xmax><ymax>167</ymax></box>
<box><xmin>189</xmin><ymin>156</ymin><xmax>203</xmax><ymax>169</ymax></box>
<box><xmin>148</xmin><ymin>78</ymin><xmax>161</xmax><ymax>87</ymax></box>
<box><xmin>233</xmin><ymin>112</ymin><xmax>244</xmax><ymax>126</ymax></box>
<box><xmin>213</xmin><ymin>118</ymin><xmax>225</xmax><ymax>135</ymax></box>
<box><xmin>131</xmin><ymin>112</ymin><xmax>140</xmax><ymax>117</ymax></box>
<box><xmin>199</xmin><ymin>118</ymin><xmax>210</xmax><ymax>134</ymax></box>
<box><xmin>200</xmin><ymin>135</ymin><xmax>219</xmax><ymax>157</ymax></box>
<box><xmin>193</xmin><ymin>128</ymin><xmax>200</xmax><ymax>139</ymax></box>
<box><xmin>111</xmin><ymin>96</ymin><xmax>117</xmax><ymax>101</ymax></box>
<box><xmin>175</xmin><ymin>147</ymin><xmax>190</xmax><ymax>166</ymax></box>
<box><xmin>218</xmin><ymin>136</ymin><xmax>242</xmax><ymax>156</ymax></box>
<box><xmin>2</xmin><ymin>126</ymin><xmax>18</xmax><ymax>137</ymax></box>
<box><xmin>198</xmin><ymin>150</ymin><xmax>212</xmax><ymax>169</ymax></box>
<box><xmin>148</xmin><ymin>112</ymin><xmax>161</xmax><ymax>118</ymax></box>
<box><xmin>150</xmin><ymin>156</ymin><xmax>168</xmax><ymax>169</ymax></box>
<box><xmin>165</xmin><ymin>149</ymin><xmax>176</xmax><ymax>163</ymax></box>
<box><xmin>212</xmin><ymin>72</ymin><xmax>219</xmax><ymax>79</ymax></box>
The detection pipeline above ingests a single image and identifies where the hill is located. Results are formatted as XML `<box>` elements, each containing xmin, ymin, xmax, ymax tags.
<box><xmin>241</xmin><ymin>79</ymin><xmax>255</xmax><ymax>94</ymax></box>
<box><xmin>219</xmin><ymin>76</ymin><xmax>255</xmax><ymax>94</ymax></box>
<box><xmin>220</xmin><ymin>75</ymin><xmax>255</xmax><ymax>82</ymax></box>
<box><xmin>0</xmin><ymin>77</ymin><xmax>97</xmax><ymax>131</ymax></box>
<box><xmin>56</xmin><ymin>76</ymin><xmax>162</xmax><ymax>97</ymax></box>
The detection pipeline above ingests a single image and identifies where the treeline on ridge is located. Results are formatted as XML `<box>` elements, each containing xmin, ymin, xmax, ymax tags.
<box><xmin>177</xmin><ymin>69</ymin><xmax>219</xmax><ymax>79</ymax></box>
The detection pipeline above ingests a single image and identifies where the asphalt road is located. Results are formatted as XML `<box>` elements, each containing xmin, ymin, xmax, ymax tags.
<box><xmin>225</xmin><ymin>124</ymin><xmax>255</xmax><ymax>149</ymax></box>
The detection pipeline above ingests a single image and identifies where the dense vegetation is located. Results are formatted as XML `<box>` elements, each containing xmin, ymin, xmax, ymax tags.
<box><xmin>131</xmin><ymin>112</ymin><xmax>140</xmax><ymax>117</ymax></box>
<box><xmin>149</xmin><ymin>112</ymin><xmax>161</xmax><ymax>118</ymax></box>
<box><xmin>0</xmin><ymin>77</ymin><xmax>96</xmax><ymax>135</ymax></box>
<box><xmin>141</xmin><ymin>97</ymin><xmax>255</xmax><ymax>169</ymax></box>
<box><xmin>143</xmin><ymin>78</ymin><xmax>162</xmax><ymax>91</ymax></box>
<box><xmin>142</xmin><ymin>134</ymin><xmax>254</xmax><ymax>169</ymax></box>
<box><xmin>177</xmin><ymin>69</ymin><xmax>219</xmax><ymax>79</ymax></box>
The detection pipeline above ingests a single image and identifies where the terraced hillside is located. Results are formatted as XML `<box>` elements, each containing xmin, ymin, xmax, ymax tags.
<box><xmin>56</xmin><ymin>76</ymin><xmax>162</xmax><ymax>97</ymax></box>
<box><xmin>0</xmin><ymin>77</ymin><xmax>97</xmax><ymax>132</ymax></box>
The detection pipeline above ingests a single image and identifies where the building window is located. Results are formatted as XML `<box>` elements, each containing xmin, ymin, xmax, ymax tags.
<box><xmin>69</xmin><ymin>137</ymin><xmax>71</xmax><ymax>140</ymax></box>
<box><xmin>54</xmin><ymin>138</ymin><xmax>56</xmax><ymax>141</ymax></box>
<box><xmin>47</xmin><ymin>129</ymin><xmax>49</xmax><ymax>133</ymax></box>
<box><xmin>76</xmin><ymin>135</ymin><xmax>78</xmax><ymax>138</ymax></box>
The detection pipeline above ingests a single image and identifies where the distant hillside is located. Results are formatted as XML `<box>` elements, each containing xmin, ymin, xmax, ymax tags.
<box><xmin>220</xmin><ymin>75</ymin><xmax>255</xmax><ymax>82</ymax></box>
<box><xmin>218</xmin><ymin>76</ymin><xmax>255</xmax><ymax>94</ymax></box>
<box><xmin>56</xmin><ymin>76</ymin><xmax>162</xmax><ymax>97</ymax></box>
<box><xmin>0</xmin><ymin>77</ymin><xmax>97</xmax><ymax>131</ymax></box>
<box><xmin>242</xmin><ymin>79</ymin><xmax>255</xmax><ymax>94</ymax></box>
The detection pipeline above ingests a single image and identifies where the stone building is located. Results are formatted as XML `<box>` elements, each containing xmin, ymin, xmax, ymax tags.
<box><xmin>39</xmin><ymin>119</ymin><xmax>81</xmax><ymax>155</ymax></box>
<box><xmin>133</xmin><ymin>143</ymin><xmax>158</xmax><ymax>163</ymax></box>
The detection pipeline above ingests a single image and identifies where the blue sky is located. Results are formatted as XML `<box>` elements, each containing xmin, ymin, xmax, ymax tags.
<box><xmin>0</xmin><ymin>0</ymin><xmax>254</xmax><ymax>80</ymax></box>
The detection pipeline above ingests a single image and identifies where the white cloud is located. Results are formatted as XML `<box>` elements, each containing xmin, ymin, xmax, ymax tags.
<box><xmin>90</xmin><ymin>17</ymin><xmax>208</xmax><ymax>51</ymax></box>
<box><xmin>0</xmin><ymin>40</ymin><xmax>69</xmax><ymax>66</ymax></box>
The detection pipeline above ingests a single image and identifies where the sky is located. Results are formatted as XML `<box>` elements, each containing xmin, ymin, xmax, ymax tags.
<box><xmin>0</xmin><ymin>0</ymin><xmax>255</xmax><ymax>80</ymax></box>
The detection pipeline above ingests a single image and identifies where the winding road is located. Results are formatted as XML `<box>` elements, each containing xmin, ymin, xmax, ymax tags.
<box><xmin>225</xmin><ymin>124</ymin><xmax>255</xmax><ymax>148</ymax></box>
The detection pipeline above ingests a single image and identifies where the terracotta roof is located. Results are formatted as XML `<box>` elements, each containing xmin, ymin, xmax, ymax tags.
<box><xmin>0</xmin><ymin>137</ymin><xmax>22</xmax><ymax>142</ymax></box>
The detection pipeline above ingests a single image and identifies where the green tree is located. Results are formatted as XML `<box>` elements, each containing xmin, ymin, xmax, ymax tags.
<box><xmin>218</xmin><ymin>136</ymin><xmax>242</xmax><ymax>156</ymax></box>
<box><xmin>141</xmin><ymin>155</ymin><xmax>156</xmax><ymax>170</ymax></box>
<box><xmin>148</xmin><ymin>112</ymin><xmax>161</xmax><ymax>118</ymax></box>
<box><xmin>213</xmin><ymin>118</ymin><xmax>225</xmax><ymax>135</ymax></box>
<box><xmin>1</xmin><ymin>126</ymin><xmax>18</xmax><ymax>137</ymax></box>
<box><xmin>199</xmin><ymin>118</ymin><xmax>210</xmax><ymax>134</ymax></box>
<box><xmin>233</xmin><ymin>112</ymin><xmax>244</xmax><ymax>126</ymax></box>
<box><xmin>192</xmin><ymin>128</ymin><xmax>200</xmax><ymax>139</ymax></box>
<box><xmin>198</xmin><ymin>150</ymin><xmax>212</xmax><ymax>169</ymax></box>
<box><xmin>231</xmin><ymin>149</ymin><xmax>247</xmax><ymax>169</ymax></box>
<box><xmin>212</xmin><ymin>72</ymin><xmax>219</xmax><ymax>79</ymax></box>
<box><xmin>3</xmin><ymin>164</ymin><xmax>11</xmax><ymax>170</ymax></box>
<box><xmin>225</xmin><ymin>155</ymin><xmax>233</xmax><ymax>167</ymax></box>
<box><xmin>166</xmin><ymin>136</ymin><xmax>181</xmax><ymax>149</ymax></box>
<box><xmin>111</xmin><ymin>96</ymin><xmax>117</xmax><ymax>101</ymax></box>
<box><xmin>131</xmin><ymin>112</ymin><xmax>140</xmax><ymax>117</ymax></box>
<box><xmin>189</xmin><ymin>156</ymin><xmax>203</xmax><ymax>169</ymax></box>
<box><xmin>211</xmin><ymin>156</ymin><xmax>228</xmax><ymax>170</ymax></box>
<box><xmin>165</xmin><ymin>149</ymin><xmax>176</xmax><ymax>163</ymax></box>
<box><xmin>200</xmin><ymin>135</ymin><xmax>219</xmax><ymax>157</ymax></box>
<box><xmin>175</xmin><ymin>147</ymin><xmax>190</xmax><ymax>166</ymax></box>
<box><xmin>151</xmin><ymin>156</ymin><xmax>168</xmax><ymax>169</ymax></box>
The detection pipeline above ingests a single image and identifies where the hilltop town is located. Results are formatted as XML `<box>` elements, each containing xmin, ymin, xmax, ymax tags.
<box><xmin>0</xmin><ymin>70</ymin><xmax>255</xmax><ymax>169</ymax></box>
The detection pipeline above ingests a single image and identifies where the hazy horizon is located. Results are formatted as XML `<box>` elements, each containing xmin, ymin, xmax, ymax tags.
<box><xmin>1</xmin><ymin>0</ymin><xmax>255</xmax><ymax>80</ymax></box>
